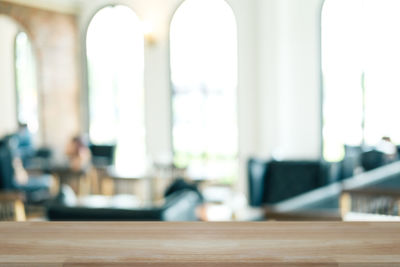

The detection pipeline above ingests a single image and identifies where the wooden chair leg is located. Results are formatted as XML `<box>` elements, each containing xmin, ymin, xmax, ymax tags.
<box><xmin>340</xmin><ymin>193</ymin><xmax>351</xmax><ymax>220</ymax></box>
<box><xmin>14</xmin><ymin>200</ymin><xmax>26</xmax><ymax>221</ymax></box>
<box><xmin>0</xmin><ymin>193</ymin><xmax>26</xmax><ymax>221</ymax></box>
<box><xmin>101</xmin><ymin>178</ymin><xmax>114</xmax><ymax>196</ymax></box>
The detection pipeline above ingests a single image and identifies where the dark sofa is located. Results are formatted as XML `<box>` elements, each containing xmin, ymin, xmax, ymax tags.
<box><xmin>46</xmin><ymin>188</ymin><xmax>202</xmax><ymax>221</ymax></box>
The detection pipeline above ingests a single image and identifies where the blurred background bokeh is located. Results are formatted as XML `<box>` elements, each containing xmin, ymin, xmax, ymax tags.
<box><xmin>1</xmin><ymin>0</ymin><xmax>400</xmax><ymax>222</ymax></box>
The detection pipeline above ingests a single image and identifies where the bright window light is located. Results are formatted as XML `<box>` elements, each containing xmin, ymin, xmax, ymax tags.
<box><xmin>322</xmin><ymin>0</ymin><xmax>400</xmax><ymax>161</ymax></box>
<box><xmin>86</xmin><ymin>5</ymin><xmax>146</xmax><ymax>175</ymax></box>
<box><xmin>15</xmin><ymin>31</ymin><xmax>38</xmax><ymax>133</ymax></box>
<box><xmin>170</xmin><ymin>0</ymin><xmax>238</xmax><ymax>182</ymax></box>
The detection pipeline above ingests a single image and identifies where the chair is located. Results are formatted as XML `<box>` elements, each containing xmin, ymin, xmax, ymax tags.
<box><xmin>88</xmin><ymin>144</ymin><xmax>116</xmax><ymax>194</ymax></box>
<box><xmin>340</xmin><ymin>145</ymin><xmax>363</xmax><ymax>180</ymax></box>
<box><xmin>360</xmin><ymin>149</ymin><xmax>386</xmax><ymax>171</ymax></box>
<box><xmin>26</xmin><ymin>147</ymin><xmax>53</xmax><ymax>172</ymax></box>
<box><xmin>0</xmin><ymin>192</ymin><xmax>26</xmax><ymax>221</ymax></box>
<box><xmin>0</xmin><ymin>138</ymin><xmax>17</xmax><ymax>190</ymax></box>
<box><xmin>264</xmin><ymin>160</ymin><xmax>325</xmax><ymax>204</ymax></box>
<box><xmin>89</xmin><ymin>144</ymin><xmax>115</xmax><ymax>167</ymax></box>
<box><xmin>247</xmin><ymin>158</ymin><xmax>268</xmax><ymax>207</ymax></box>
<box><xmin>248</xmin><ymin>158</ymin><xmax>327</xmax><ymax>206</ymax></box>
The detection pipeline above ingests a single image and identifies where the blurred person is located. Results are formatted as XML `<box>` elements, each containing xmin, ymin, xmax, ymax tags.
<box><xmin>1</xmin><ymin>135</ymin><xmax>52</xmax><ymax>203</ymax></box>
<box><xmin>376</xmin><ymin>136</ymin><xmax>398</xmax><ymax>161</ymax></box>
<box><xmin>15</xmin><ymin>123</ymin><xmax>35</xmax><ymax>166</ymax></box>
<box><xmin>12</xmin><ymin>157</ymin><xmax>29</xmax><ymax>185</ymax></box>
<box><xmin>65</xmin><ymin>135</ymin><xmax>91</xmax><ymax>172</ymax></box>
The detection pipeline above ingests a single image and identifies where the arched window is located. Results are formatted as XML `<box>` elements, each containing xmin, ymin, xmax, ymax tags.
<box><xmin>15</xmin><ymin>31</ymin><xmax>39</xmax><ymax>133</ymax></box>
<box><xmin>170</xmin><ymin>0</ymin><xmax>238</xmax><ymax>182</ymax></box>
<box><xmin>0</xmin><ymin>15</ymin><xmax>38</xmax><ymax>137</ymax></box>
<box><xmin>86</xmin><ymin>5</ymin><xmax>146</xmax><ymax>174</ymax></box>
<box><xmin>322</xmin><ymin>0</ymin><xmax>400</xmax><ymax>161</ymax></box>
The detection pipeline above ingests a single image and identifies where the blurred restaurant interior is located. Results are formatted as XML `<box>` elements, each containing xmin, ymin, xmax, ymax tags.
<box><xmin>1</xmin><ymin>0</ymin><xmax>400</xmax><ymax>222</ymax></box>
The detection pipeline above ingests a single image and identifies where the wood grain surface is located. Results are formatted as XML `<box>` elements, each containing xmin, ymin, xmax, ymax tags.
<box><xmin>0</xmin><ymin>222</ymin><xmax>400</xmax><ymax>266</ymax></box>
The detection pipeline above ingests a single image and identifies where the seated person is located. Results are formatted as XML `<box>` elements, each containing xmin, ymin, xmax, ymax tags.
<box><xmin>15</xmin><ymin>123</ymin><xmax>35</xmax><ymax>167</ymax></box>
<box><xmin>0</xmin><ymin>135</ymin><xmax>52</xmax><ymax>203</ymax></box>
<box><xmin>65</xmin><ymin>135</ymin><xmax>91</xmax><ymax>172</ymax></box>
<box><xmin>376</xmin><ymin>136</ymin><xmax>398</xmax><ymax>161</ymax></box>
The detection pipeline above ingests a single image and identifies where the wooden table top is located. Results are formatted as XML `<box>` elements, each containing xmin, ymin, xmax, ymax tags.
<box><xmin>1</xmin><ymin>222</ymin><xmax>400</xmax><ymax>266</ymax></box>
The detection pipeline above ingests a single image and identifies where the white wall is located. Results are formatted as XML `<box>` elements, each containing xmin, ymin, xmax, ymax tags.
<box><xmin>0</xmin><ymin>15</ymin><xmax>18</xmax><ymax>137</ymax></box>
<box><xmin>257</xmin><ymin>0</ymin><xmax>324</xmax><ymax>160</ymax></box>
<box><xmin>227</xmin><ymin>0</ymin><xmax>259</xmax><ymax>194</ymax></box>
<box><xmin>77</xmin><ymin>0</ymin><xmax>325</xmax><ymax>196</ymax></box>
